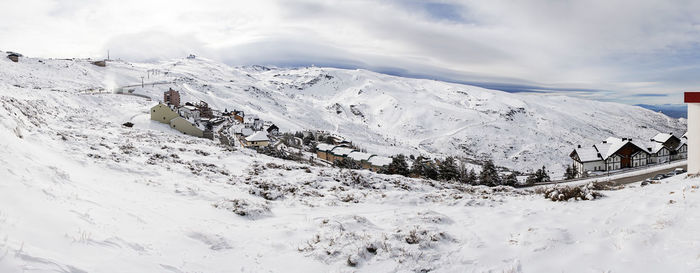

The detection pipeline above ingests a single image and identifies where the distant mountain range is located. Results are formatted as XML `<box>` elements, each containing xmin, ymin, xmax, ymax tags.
<box><xmin>636</xmin><ymin>104</ymin><xmax>687</xmax><ymax>119</ymax></box>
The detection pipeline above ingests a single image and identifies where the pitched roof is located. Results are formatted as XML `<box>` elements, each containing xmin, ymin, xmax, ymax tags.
<box><xmin>651</xmin><ymin>133</ymin><xmax>674</xmax><ymax>143</ymax></box>
<box><xmin>330</xmin><ymin>147</ymin><xmax>354</xmax><ymax>156</ymax></box>
<box><xmin>646</xmin><ymin>141</ymin><xmax>668</xmax><ymax>154</ymax></box>
<box><xmin>368</xmin><ymin>156</ymin><xmax>392</xmax><ymax>167</ymax></box>
<box><xmin>347</xmin><ymin>151</ymin><xmax>373</xmax><ymax>161</ymax></box>
<box><xmin>573</xmin><ymin>146</ymin><xmax>601</xmax><ymax>162</ymax></box>
<box><xmin>241</xmin><ymin>127</ymin><xmax>255</xmax><ymax>137</ymax></box>
<box><xmin>315</xmin><ymin>143</ymin><xmax>336</xmax><ymax>152</ymax></box>
<box><xmin>591</xmin><ymin>138</ymin><xmax>648</xmax><ymax>160</ymax></box>
<box><xmin>245</xmin><ymin>131</ymin><xmax>269</xmax><ymax>142</ymax></box>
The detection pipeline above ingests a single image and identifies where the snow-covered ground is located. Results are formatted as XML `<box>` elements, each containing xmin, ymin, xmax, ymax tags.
<box><xmin>0</xmin><ymin>54</ymin><xmax>685</xmax><ymax>176</ymax></box>
<box><xmin>1</xmin><ymin>55</ymin><xmax>698</xmax><ymax>272</ymax></box>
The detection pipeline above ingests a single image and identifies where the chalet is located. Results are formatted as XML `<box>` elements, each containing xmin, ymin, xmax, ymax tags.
<box><xmin>164</xmin><ymin>88</ymin><xmax>180</xmax><ymax>107</ymax></box>
<box><xmin>150</xmin><ymin>103</ymin><xmax>179</xmax><ymax>123</ymax></box>
<box><xmin>7</xmin><ymin>53</ymin><xmax>20</xmax><ymax>62</ymax></box>
<box><xmin>315</xmin><ymin>143</ymin><xmax>336</xmax><ymax>161</ymax></box>
<box><xmin>675</xmin><ymin>138</ymin><xmax>688</xmax><ymax>160</ymax></box>
<box><xmin>244</xmin><ymin>131</ymin><xmax>270</xmax><ymax>148</ymax></box>
<box><xmin>570</xmin><ymin>137</ymin><xmax>649</xmax><ymax>176</ymax></box>
<box><xmin>646</xmin><ymin>141</ymin><xmax>671</xmax><ymax>164</ymax></box>
<box><xmin>328</xmin><ymin>146</ymin><xmax>354</xmax><ymax>162</ymax></box>
<box><xmin>347</xmin><ymin>151</ymin><xmax>373</xmax><ymax>169</ymax></box>
<box><xmin>368</xmin><ymin>156</ymin><xmax>392</xmax><ymax>172</ymax></box>
<box><xmin>651</xmin><ymin>133</ymin><xmax>681</xmax><ymax>150</ymax></box>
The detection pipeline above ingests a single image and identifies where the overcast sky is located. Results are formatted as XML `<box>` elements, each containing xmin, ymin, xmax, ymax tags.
<box><xmin>3</xmin><ymin>0</ymin><xmax>700</xmax><ymax>105</ymax></box>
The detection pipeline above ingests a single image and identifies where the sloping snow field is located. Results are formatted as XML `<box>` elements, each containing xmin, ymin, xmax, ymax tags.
<box><xmin>1</xmin><ymin>55</ymin><xmax>697</xmax><ymax>272</ymax></box>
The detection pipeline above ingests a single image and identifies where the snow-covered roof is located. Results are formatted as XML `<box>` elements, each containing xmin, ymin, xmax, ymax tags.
<box><xmin>245</xmin><ymin>131</ymin><xmax>269</xmax><ymax>142</ymax></box>
<box><xmin>347</xmin><ymin>151</ymin><xmax>373</xmax><ymax>161</ymax></box>
<box><xmin>676</xmin><ymin>138</ymin><xmax>687</xmax><ymax>150</ymax></box>
<box><xmin>241</xmin><ymin>127</ymin><xmax>254</xmax><ymax>136</ymax></box>
<box><xmin>682</xmin><ymin>132</ymin><xmax>688</xmax><ymax>139</ymax></box>
<box><xmin>315</xmin><ymin>143</ymin><xmax>335</xmax><ymax>152</ymax></box>
<box><xmin>646</xmin><ymin>141</ymin><xmax>667</xmax><ymax>154</ymax></box>
<box><xmin>604</xmin><ymin>137</ymin><xmax>622</xmax><ymax>144</ymax></box>
<box><xmin>574</xmin><ymin>146</ymin><xmax>601</xmax><ymax>162</ymax></box>
<box><xmin>182</xmin><ymin>105</ymin><xmax>198</xmax><ymax>111</ymax></box>
<box><xmin>368</xmin><ymin>156</ymin><xmax>392</xmax><ymax>167</ymax></box>
<box><xmin>651</xmin><ymin>133</ymin><xmax>673</xmax><ymax>143</ymax></box>
<box><xmin>331</xmin><ymin>147</ymin><xmax>354</xmax><ymax>156</ymax></box>
<box><xmin>592</xmin><ymin>139</ymin><xmax>648</xmax><ymax>160</ymax></box>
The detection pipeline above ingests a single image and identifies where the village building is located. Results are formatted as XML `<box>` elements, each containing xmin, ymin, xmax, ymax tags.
<box><xmin>675</xmin><ymin>138</ymin><xmax>688</xmax><ymax>160</ymax></box>
<box><xmin>193</xmin><ymin>101</ymin><xmax>213</xmax><ymax>118</ymax></box>
<box><xmin>178</xmin><ymin>105</ymin><xmax>199</xmax><ymax>120</ymax></box>
<box><xmin>570</xmin><ymin>137</ymin><xmax>649</xmax><ymax>176</ymax></box>
<box><xmin>164</xmin><ymin>88</ymin><xmax>180</xmax><ymax>107</ymax></box>
<box><xmin>265</xmin><ymin>124</ymin><xmax>279</xmax><ymax>135</ymax></box>
<box><xmin>646</xmin><ymin>142</ymin><xmax>671</xmax><ymax>164</ymax></box>
<box><xmin>244</xmin><ymin>115</ymin><xmax>264</xmax><ymax>131</ymax></box>
<box><xmin>368</xmin><ymin>156</ymin><xmax>392</xmax><ymax>172</ymax></box>
<box><xmin>347</xmin><ymin>151</ymin><xmax>373</xmax><ymax>169</ymax></box>
<box><xmin>150</xmin><ymin>103</ymin><xmax>179</xmax><ymax>123</ymax></box>
<box><xmin>169</xmin><ymin>117</ymin><xmax>204</xmax><ymax>137</ymax></box>
<box><xmin>244</xmin><ymin>131</ymin><xmax>270</xmax><ymax>148</ymax></box>
<box><xmin>241</xmin><ymin>127</ymin><xmax>254</xmax><ymax>137</ymax></box>
<box><xmin>315</xmin><ymin>143</ymin><xmax>336</xmax><ymax>161</ymax></box>
<box><xmin>651</xmin><ymin>133</ymin><xmax>682</xmax><ymax>150</ymax></box>
<box><xmin>328</xmin><ymin>146</ymin><xmax>354</xmax><ymax>163</ymax></box>
<box><xmin>233</xmin><ymin>111</ymin><xmax>244</xmax><ymax>123</ymax></box>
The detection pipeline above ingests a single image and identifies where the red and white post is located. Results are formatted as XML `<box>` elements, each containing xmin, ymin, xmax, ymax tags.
<box><xmin>685</xmin><ymin>92</ymin><xmax>700</xmax><ymax>174</ymax></box>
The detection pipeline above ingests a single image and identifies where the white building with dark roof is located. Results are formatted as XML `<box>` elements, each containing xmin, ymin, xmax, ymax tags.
<box><xmin>570</xmin><ymin>137</ymin><xmax>649</xmax><ymax>176</ymax></box>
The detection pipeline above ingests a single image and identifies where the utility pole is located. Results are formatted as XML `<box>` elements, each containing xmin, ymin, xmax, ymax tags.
<box><xmin>107</xmin><ymin>50</ymin><xmax>110</xmax><ymax>60</ymax></box>
<box><xmin>141</xmin><ymin>76</ymin><xmax>144</xmax><ymax>88</ymax></box>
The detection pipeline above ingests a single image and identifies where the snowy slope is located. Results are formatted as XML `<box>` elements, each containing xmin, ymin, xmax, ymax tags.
<box><xmin>0</xmin><ymin>54</ymin><xmax>685</xmax><ymax>176</ymax></box>
<box><xmin>1</xmin><ymin>54</ymin><xmax>699</xmax><ymax>272</ymax></box>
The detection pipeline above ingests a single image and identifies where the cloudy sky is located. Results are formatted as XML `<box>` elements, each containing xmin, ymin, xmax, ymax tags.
<box><xmin>3</xmin><ymin>0</ymin><xmax>700</xmax><ymax>105</ymax></box>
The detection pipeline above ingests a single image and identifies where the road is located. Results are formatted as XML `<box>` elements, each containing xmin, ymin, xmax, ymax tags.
<box><xmin>607</xmin><ymin>164</ymin><xmax>686</xmax><ymax>185</ymax></box>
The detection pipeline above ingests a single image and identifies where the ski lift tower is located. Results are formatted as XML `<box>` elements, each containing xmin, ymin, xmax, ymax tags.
<box><xmin>685</xmin><ymin>92</ymin><xmax>700</xmax><ymax>174</ymax></box>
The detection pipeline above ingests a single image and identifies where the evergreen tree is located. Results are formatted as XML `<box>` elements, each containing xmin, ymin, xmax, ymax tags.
<box><xmin>303</xmin><ymin>134</ymin><xmax>314</xmax><ymax>146</ymax></box>
<box><xmin>504</xmin><ymin>173</ymin><xmax>518</xmax><ymax>187</ymax></box>
<box><xmin>525</xmin><ymin>173</ymin><xmax>537</xmax><ymax>186</ymax></box>
<box><xmin>424</xmin><ymin>162</ymin><xmax>439</xmax><ymax>180</ymax></box>
<box><xmin>479</xmin><ymin>159</ymin><xmax>501</xmax><ymax>186</ymax></box>
<box><xmin>386</xmin><ymin>154</ymin><xmax>409</xmax><ymax>176</ymax></box>
<box><xmin>536</xmin><ymin>165</ymin><xmax>551</xmax><ymax>182</ymax></box>
<box><xmin>467</xmin><ymin>169</ymin><xmax>478</xmax><ymax>185</ymax></box>
<box><xmin>410</xmin><ymin>156</ymin><xmax>427</xmax><ymax>177</ymax></box>
<box><xmin>438</xmin><ymin>157</ymin><xmax>459</xmax><ymax>181</ymax></box>
<box><xmin>336</xmin><ymin>158</ymin><xmax>361</xmax><ymax>169</ymax></box>
<box><xmin>565</xmin><ymin>164</ymin><xmax>578</xmax><ymax>179</ymax></box>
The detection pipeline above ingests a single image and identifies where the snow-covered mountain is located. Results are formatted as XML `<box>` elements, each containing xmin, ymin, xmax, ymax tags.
<box><xmin>0</xmin><ymin>55</ymin><xmax>685</xmax><ymax>176</ymax></box>
<box><xmin>1</xmin><ymin>53</ymin><xmax>699</xmax><ymax>272</ymax></box>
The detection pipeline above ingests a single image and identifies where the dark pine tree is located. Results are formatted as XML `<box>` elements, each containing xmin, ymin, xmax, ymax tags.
<box><xmin>386</xmin><ymin>154</ymin><xmax>410</xmax><ymax>177</ymax></box>
<box><xmin>438</xmin><ymin>157</ymin><xmax>459</xmax><ymax>181</ymax></box>
<box><xmin>479</xmin><ymin>159</ymin><xmax>501</xmax><ymax>186</ymax></box>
